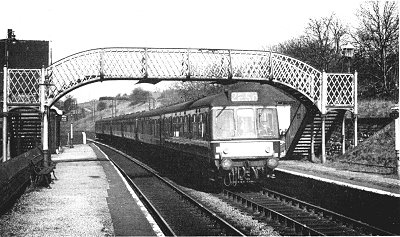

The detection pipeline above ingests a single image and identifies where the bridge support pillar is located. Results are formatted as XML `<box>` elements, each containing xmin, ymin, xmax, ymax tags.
<box><xmin>310</xmin><ymin>116</ymin><xmax>316</xmax><ymax>161</ymax></box>
<box><xmin>354</xmin><ymin>114</ymin><xmax>358</xmax><ymax>147</ymax></box>
<box><xmin>2</xmin><ymin>66</ymin><xmax>8</xmax><ymax>162</ymax></box>
<box><xmin>353</xmin><ymin>71</ymin><xmax>358</xmax><ymax>148</ymax></box>
<box><xmin>40</xmin><ymin>67</ymin><xmax>50</xmax><ymax>167</ymax></box>
<box><xmin>321</xmin><ymin>114</ymin><xmax>326</xmax><ymax>163</ymax></box>
<box><xmin>342</xmin><ymin>113</ymin><xmax>346</xmax><ymax>154</ymax></box>
<box><xmin>42</xmin><ymin>107</ymin><xmax>50</xmax><ymax>167</ymax></box>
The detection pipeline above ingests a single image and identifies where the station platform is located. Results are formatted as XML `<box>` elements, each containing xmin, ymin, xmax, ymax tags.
<box><xmin>277</xmin><ymin>160</ymin><xmax>400</xmax><ymax>197</ymax></box>
<box><xmin>0</xmin><ymin>144</ymin><xmax>163</xmax><ymax>236</ymax></box>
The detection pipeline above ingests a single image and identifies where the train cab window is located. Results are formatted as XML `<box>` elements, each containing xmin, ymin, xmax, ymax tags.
<box><xmin>236</xmin><ymin>108</ymin><xmax>256</xmax><ymax>138</ymax></box>
<box><xmin>214</xmin><ymin>109</ymin><xmax>235</xmax><ymax>139</ymax></box>
<box><xmin>257</xmin><ymin>108</ymin><xmax>279</xmax><ymax>138</ymax></box>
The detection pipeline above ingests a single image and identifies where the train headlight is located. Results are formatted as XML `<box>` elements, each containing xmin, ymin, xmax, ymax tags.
<box><xmin>266</xmin><ymin>158</ymin><xmax>279</xmax><ymax>169</ymax></box>
<box><xmin>265</xmin><ymin>146</ymin><xmax>271</xmax><ymax>153</ymax></box>
<box><xmin>223</xmin><ymin>147</ymin><xmax>229</xmax><ymax>154</ymax></box>
<box><xmin>221</xmin><ymin>158</ymin><xmax>233</xmax><ymax>170</ymax></box>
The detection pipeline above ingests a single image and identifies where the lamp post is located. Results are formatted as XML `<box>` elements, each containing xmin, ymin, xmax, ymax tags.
<box><xmin>2</xmin><ymin>30</ymin><xmax>16</xmax><ymax>162</ymax></box>
<box><xmin>340</xmin><ymin>43</ymin><xmax>356</xmax><ymax>154</ymax></box>
<box><xmin>342</xmin><ymin>43</ymin><xmax>355</xmax><ymax>73</ymax></box>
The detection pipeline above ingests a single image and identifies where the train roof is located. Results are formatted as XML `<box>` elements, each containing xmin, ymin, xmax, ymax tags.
<box><xmin>98</xmin><ymin>84</ymin><xmax>295</xmax><ymax>122</ymax></box>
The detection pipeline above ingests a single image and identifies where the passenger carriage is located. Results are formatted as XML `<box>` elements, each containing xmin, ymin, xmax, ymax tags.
<box><xmin>96</xmin><ymin>86</ymin><xmax>281</xmax><ymax>186</ymax></box>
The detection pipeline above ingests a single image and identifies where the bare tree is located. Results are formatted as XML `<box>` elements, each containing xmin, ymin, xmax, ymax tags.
<box><xmin>305</xmin><ymin>13</ymin><xmax>349</xmax><ymax>71</ymax></box>
<box><xmin>354</xmin><ymin>1</ymin><xmax>399</xmax><ymax>97</ymax></box>
<box><xmin>63</xmin><ymin>95</ymin><xmax>76</xmax><ymax>113</ymax></box>
<box><xmin>277</xmin><ymin>13</ymin><xmax>349</xmax><ymax>72</ymax></box>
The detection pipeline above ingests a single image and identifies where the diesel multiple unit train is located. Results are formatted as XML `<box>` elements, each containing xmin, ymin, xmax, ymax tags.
<box><xmin>95</xmin><ymin>87</ymin><xmax>281</xmax><ymax>186</ymax></box>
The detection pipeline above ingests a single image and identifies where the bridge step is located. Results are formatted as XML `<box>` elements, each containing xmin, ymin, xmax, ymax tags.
<box><xmin>287</xmin><ymin>109</ymin><xmax>345</xmax><ymax>159</ymax></box>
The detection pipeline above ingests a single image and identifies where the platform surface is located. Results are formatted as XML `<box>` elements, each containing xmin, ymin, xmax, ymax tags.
<box><xmin>277</xmin><ymin>160</ymin><xmax>400</xmax><ymax>197</ymax></box>
<box><xmin>0</xmin><ymin>144</ymin><xmax>163</xmax><ymax>236</ymax></box>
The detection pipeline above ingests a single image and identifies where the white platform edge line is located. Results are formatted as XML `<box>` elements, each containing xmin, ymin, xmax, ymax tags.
<box><xmin>276</xmin><ymin>168</ymin><xmax>400</xmax><ymax>198</ymax></box>
<box><xmin>91</xmin><ymin>143</ymin><xmax>165</xmax><ymax>237</ymax></box>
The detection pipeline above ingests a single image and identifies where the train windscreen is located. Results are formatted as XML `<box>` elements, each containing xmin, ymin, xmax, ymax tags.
<box><xmin>213</xmin><ymin>107</ymin><xmax>279</xmax><ymax>139</ymax></box>
<box><xmin>236</xmin><ymin>108</ymin><xmax>256</xmax><ymax>137</ymax></box>
<box><xmin>214</xmin><ymin>109</ymin><xmax>235</xmax><ymax>138</ymax></box>
<box><xmin>257</xmin><ymin>108</ymin><xmax>279</xmax><ymax>138</ymax></box>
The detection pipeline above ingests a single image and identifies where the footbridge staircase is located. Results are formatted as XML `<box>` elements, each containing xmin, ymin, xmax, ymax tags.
<box><xmin>272</xmin><ymin>73</ymin><xmax>356</xmax><ymax>160</ymax></box>
<box><xmin>284</xmin><ymin>107</ymin><xmax>346</xmax><ymax>159</ymax></box>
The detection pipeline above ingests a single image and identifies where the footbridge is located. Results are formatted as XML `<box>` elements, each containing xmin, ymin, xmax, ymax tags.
<box><xmin>2</xmin><ymin>47</ymin><xmax>357</xmax><ymax>163</ymax></box>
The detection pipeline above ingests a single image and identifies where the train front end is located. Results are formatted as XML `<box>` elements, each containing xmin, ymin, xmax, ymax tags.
<box><xmin>211</xmin><ymin>91</ymin><xmax>280</xmax><ymax>186</ymax></box>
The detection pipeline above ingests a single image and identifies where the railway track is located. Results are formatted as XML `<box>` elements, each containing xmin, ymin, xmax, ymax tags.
<box><xmin>93</xmin><ymin>141</ymin><xmax>245</xmax><ymax>236</ymax></box>
<box><xmin>222</xmin><ymin>187</ymin><xmax>395</xmax><ymax>236</ymax></box>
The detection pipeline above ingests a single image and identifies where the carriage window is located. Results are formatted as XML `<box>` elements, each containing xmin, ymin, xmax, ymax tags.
<box><xmin>214</xmin><ymin>109</ymin><xmax>234</xmax><ymax>139</ymax></box>
<box><xmin>257</xmin><ymin>108</ymin><xmax>279</xmax><ymax>138</ymax></box>
<box><xmin>184</xmin><ymin>115</ymin><xmax>190</xmax><ymax>138</ymax></box>
<box><xmin>236</xmin><ymin>108</ymin><xmax>256</xmax><ymax>138</ymax></box>
<box><xmin>192</xmin><ymin>114</ymin><xmax>198</xmax><ymax>139</ymax></box>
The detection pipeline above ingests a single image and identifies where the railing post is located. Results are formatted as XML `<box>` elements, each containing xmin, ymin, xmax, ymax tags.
<box><xmin>99</xmin><ymin>49</ymin><xmax>104</xmax><ymax>80</ymax></box>
<box><xmin>187</xmin><ymin>48</ymin><xmax>191</xmax><ymax>79</ymax></box>
<box><xmin>2</xmin><ymin>66</ymin><xmax>8</xmax><ymax>162</ymax></box>
<box><xmin>228</xmin><ymin>50</ymin><xmax>233</xmax><ymax>79</ymax></box>
<box><xmin>40</xmin><ymin>67</ymin><xmax>50</xmax><ymax>167</ymax></box>
<box><xmin>143</xmin><ymin>48</ymin><xmax>148</xmax><ymax>78</ymax></box>
<box><xmin>269</xmin><ymin>52</ymin><xmax>274</xmax><ymax>80</ymax></box>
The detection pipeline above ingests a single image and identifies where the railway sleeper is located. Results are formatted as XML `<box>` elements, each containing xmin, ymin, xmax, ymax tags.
<box><xmin>305</xmin><ymin>223</ymin><xmax>359</xmax><ymax>235</ymax></box>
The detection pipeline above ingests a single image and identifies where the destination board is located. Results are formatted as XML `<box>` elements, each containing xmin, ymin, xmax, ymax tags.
<box><xmin>231</xmin><ymin>92</ymin><xmax>258</xmax><ymax>102</ymax></box>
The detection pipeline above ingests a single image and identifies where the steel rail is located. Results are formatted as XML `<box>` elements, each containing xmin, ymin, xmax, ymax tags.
<box><xmin>223</xmin><ymin>189</ymin><xmax>325</xmax><ymax>236</ymax></box>
<box><xmin>223</xmin><ymin>187</ymin><xmax>395</xmax><ymax>236</ymax></box>
<box><xmin>259</xmin><ymin>187</ymin><xmax>395</xmax><ymax>236</ymax></box>
<box><xmin>91</xmin><ymin>139</ymin><xmax>245</xmax><ymax>236</ymax></box>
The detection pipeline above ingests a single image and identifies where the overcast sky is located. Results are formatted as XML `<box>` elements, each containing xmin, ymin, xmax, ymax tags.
<box><xmin>1</xmin><ymin>0</ymin><xmax>364</xmax><ymax>102</ymax></box>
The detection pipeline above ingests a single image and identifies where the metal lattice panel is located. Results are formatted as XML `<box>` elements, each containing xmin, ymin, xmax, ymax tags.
<box><xmin>271</xmin><ymin>53</ymin><xmax>322</xmax><ymax>102</ymax></box>
<box><xmin>326</xmin><ymin>73</ymin><xmax>354</xmax><ymax>107</ymax></box>
<box><xmin>5</xmin><ymin>47</ymin><xmax>356</xmax><ymax>114</ymax></box>
<box><xmin>7</xmin><ymin>69</ymin><xmax>41</xmax><ymax>105</ymax></box>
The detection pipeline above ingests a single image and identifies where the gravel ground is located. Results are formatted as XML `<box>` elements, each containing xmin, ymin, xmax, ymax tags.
<box><xmin>182</xmin><ymin>187</ymin><xmax>280</xmax><ymax>236</ymax></box>
<box><xmin>0</xmin><ymin>161</ymin><xmax>114</xmax><ymax>236</ymax></box>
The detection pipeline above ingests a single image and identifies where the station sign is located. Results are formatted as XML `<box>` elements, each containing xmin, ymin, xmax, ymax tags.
<box><xmin>61</xmin><ymin>115</ymin><xmax>68</xmax><ymax>122</ymax></box>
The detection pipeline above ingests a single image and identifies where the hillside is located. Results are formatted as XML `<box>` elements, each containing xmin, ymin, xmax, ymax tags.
<box><xmin>327</xmin><ymin>121</ymin><xmax>396</xmax><ymax>175</ymax></box>
<box><xmin>61</xmin><ymin>100</ymin><xmax>154</xmax><ymax>133</ymax></box>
